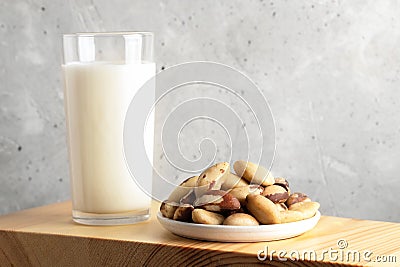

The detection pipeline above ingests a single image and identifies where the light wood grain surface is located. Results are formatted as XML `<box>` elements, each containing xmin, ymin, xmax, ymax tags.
<box><xmin>0</xmin><ymin>201</ymin><xmax>398</xmax><ymax>266</ymax></box>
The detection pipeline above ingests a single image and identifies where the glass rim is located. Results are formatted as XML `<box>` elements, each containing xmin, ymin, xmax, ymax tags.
<box><xmin>63</xmin><ymin>31</ymin><xmax>154</xmax><ymax>38</ymax></box>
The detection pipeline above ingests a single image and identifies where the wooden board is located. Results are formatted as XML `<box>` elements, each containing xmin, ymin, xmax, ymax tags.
<box><xmin>0</xmin><ymin>201</ymin><xmax>399</xmax><ymax>266</ymax></box>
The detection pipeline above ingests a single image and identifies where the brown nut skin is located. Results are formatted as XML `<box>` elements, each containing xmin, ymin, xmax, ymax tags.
<box><xmin>274</xmin><ymin>177</ymin><xmax>290</xmax><ymax>193</ymax></box>
<box><xmin>233</xmin><ymin>160</ymin><xmax>274</xmax><ymax>186</ymax></box>
<box><xmin>160</xmin><ymin>200</ymin><xmax>179</xmax><ymax>219</ymax></box>
<box><xmin>246</xmin><ymin>194</ymin><xmax>281</xmax><ymax>224</ymax></box>
<box><xmin>289</xmin><ymin>201</ymin><xmax>320</xmax><ymax>220</ymax></box>
<box><xmin>192</xmin><ymin>209</ymin><xmax>224</xmax><ymax>225</ymax></box>
<box><xmin>223</xmin><ymin>213</ymin><xmax>259</xmax><ymax>226</ymax></box>
<box><xmin>286</xmin><ymin>192</ymin><xmax>311</xmax><ymax>207</ymax></box>
<box><xmin>179</xmin><ymin>189</ymin><xmax>196</xmax><ymax>205</ymax></box>
<box><xmin>229</xmin><ymin>185</ymin><xmax>264</xmax><ymax>206</ymax></box>
<box><xmin>221</xmin><ymin>173</ymin><xmax>249</xmax><ymax>190</ymax></box>
<box><xmin>262</xmin><ymin>185</ymin><xmax>289</xmax><ymax>203</ymax></box>
<box><xmin>173</xmin><ymin>204</ymin><xmax>194</xmax><ymax>222</ymax></box>
<box><xmin>194</xmin><ymin>190</ymin><xmax>240</xmax><ymax>212</ymax></box>
<box><xmin>168</xmin><ymin>176</ymin><xmax>199</xmax><ymax>203</ymax></box>
<box><xmin>195</xmin><ymin>162</ymin><xmax>230</xmax><ymax>197</ymax></box>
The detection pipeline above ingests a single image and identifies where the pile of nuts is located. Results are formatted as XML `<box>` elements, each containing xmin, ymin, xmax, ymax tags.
<box><xmin>160</xmin><ymin>160</ymin><xmax>320</xmax><ymax>226</ymax></box>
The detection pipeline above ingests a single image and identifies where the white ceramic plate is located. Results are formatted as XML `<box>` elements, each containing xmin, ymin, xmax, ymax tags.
<box><xmin>157</xmin><ymin>211</ymin><xmax>321</xmax><ymax>242</ymax></box>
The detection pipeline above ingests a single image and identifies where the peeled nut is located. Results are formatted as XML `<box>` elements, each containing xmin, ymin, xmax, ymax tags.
<box><xmin>192</xmin><ymin>209</ymin><xmax>224</xmax><ymax>225</ymax></box>
<box><xmin>161</xmin><ymin>161</ymin><xmax>320</xmax><ymax>226</ymax></box>
<box><xmin>195</xmin><ymin>162</ymin><xmax>229</xmax><ymax>197</ymax></box>
<box><xmin>223</xmin><ymin>213</ymin><xmax>259</xmax><ymax>226</ymax></box>
<box><xmin>274</xmin><ymin>177</ymin><xmax>290</xmax><ymax>193</ymax></box>
<box><xmin>168</xmin><ymin>176</ymin><xmax>199</xmax><ymax>203</ymax></box>
<box><xmin>275</xmin><ymin>203</ymin><xmax>288</xmax><ymax>212</ymax></box>
<box><xmin>221</xmin><ymin>172</ymin><xmax>249</xmax><ymax>190</ymax></box>
<box><xmin>280</xmin><ymin>210</ymin><xmax>304</xmax><ymax>223</ymax></box>
<box><xmin>289</xmin><ymin>201</ymin><xmax>320</xmax><ymax>220</ymax></box>
<box><xmin>173</xmin><ymin>204</ymin><xmax>194</xmax><ymax>222</ymax></box>
<box><xmin>262</xmin><ymin>185</ymin><xmax>289</xmax><ymax>203</ymax></box>
<box><xmin>246</xmin><ymin>194</ymin><xmax>281</xmax><ymax>224</ymax></box>
<box><xmin>194</xmin><ymin>190</ymin><xmax>240</xmax><ymax>212</ymax></box>
<box><xmin>160</xmin><ymin>200</ymin><xmax>179</xmax><ymax>219</ymax></box>
<box><xmin>286</xmin><ymin>192</ymin><xmax>311</xmax><ymax>207</ymax></box>
<box><xmin>233</xmin><ymin>160</ymin><xmax>274</xmax><ymax>186</ymax></box>
<box><xmin>229</xmin><ymin>185</ymin><xmax>264</xmax><ymax>206</ymax></box>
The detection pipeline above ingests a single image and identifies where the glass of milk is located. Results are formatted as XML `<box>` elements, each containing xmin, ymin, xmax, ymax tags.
<box><xmin>62</xmin><ymin>32</ymin><xmax>155</xmax><ymax>225</ymax></box>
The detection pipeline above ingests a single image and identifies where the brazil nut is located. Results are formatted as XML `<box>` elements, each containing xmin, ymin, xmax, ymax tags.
<box><xmin>233</xmin><ymin>160</ymin><xmax>274</xmax><ymax>186</ymax></box>
<box><xmin>229</xmin><ymin>185</ymin><xmax>264</xmax><ymax>206</ymax></box>
<box><xmin>160</xmin><ymin>200</ymin><xmax>179</xmax><ymax>219</ymax></box>
<box><xmin>173</xmin><ymin>204</ymin><xmax>194</xmax><ymax>222</ymax></box>
<box><xmin>221</xmin><ymin>172</ymin><xmax>249</xmax><ymax>190</ymax></box>
<box><xmin>286</xmin><ymin>192</ymin><xmax>311</xmax><ymax>207</ymax></box>
<box><xmin>274</xmin><ymin>177</ymin><xmax>290</xmax><ymax>193</ymax></box>
<box><xmin>223</xmin><ymin>213</ymin><xmax>259</xmax><ymax>226</ymax></box>
<box><xmin>262</xmin><ymin>185</ymin><xmax>289</xmax><ymax>203</ymax></box>
<box><xmin>195</xmin><ymin>162</ymin><xmax>229</xmax><ymax>197</ymax></box>
<box><xmin>289</xmin><ymin>201</ymin><xmax>320</xmax><ymax>220</ymax></box>
<box><xmin>246</xmin><ymin>194</ymin><xmax>281</xmax><ymax>224</ymax></box>
<box><xmin>280</xmin><ymin>210</ymin><xmax>304</xmax><ymax>223</ymax></box>
<box><xmin>192</xmin><ymin>209</ymin><xmax>224</xmax><ymax>225</ymax></box>
<box><xmin>194</xmin><ymin>190</ymin><xmax>240</xmax><ymax>212</ymax></box>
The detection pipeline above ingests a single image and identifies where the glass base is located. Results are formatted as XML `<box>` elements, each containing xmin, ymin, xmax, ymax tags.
<box><xmin>72</xmin><ymin>209</ymin><xmax>150</xmax><ymax>225</ymax></box>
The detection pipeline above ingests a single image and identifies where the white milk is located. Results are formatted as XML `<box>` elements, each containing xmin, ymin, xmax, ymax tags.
<box><xmin>63</xmin><ymin>62</ymin><xmax>155</xmax><ymax>214</ymax></box>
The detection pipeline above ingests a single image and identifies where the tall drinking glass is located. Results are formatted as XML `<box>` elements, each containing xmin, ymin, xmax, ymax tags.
<box><xmin>62</xmin><ymin>32</ymin><xmax>155</xmax><ymax>225</ymax></box>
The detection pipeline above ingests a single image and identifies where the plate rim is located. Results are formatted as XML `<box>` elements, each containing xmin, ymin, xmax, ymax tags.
<box><xmin>157</xmin><ymin>210</ymin><xmax>321</xmax><ymax>230</ymax></box>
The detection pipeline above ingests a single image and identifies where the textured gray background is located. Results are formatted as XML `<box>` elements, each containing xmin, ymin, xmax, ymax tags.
<box><xmin>0</xmin><ymin>0</ymin><xmax>399</xmax><ymax>222</ymax></box>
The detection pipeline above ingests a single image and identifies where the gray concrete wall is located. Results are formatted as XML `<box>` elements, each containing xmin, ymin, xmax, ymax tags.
<box><xmin>0</xmin><ymin>0</ymin><xmax>399</xmax><ymax>222</ymax></box>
